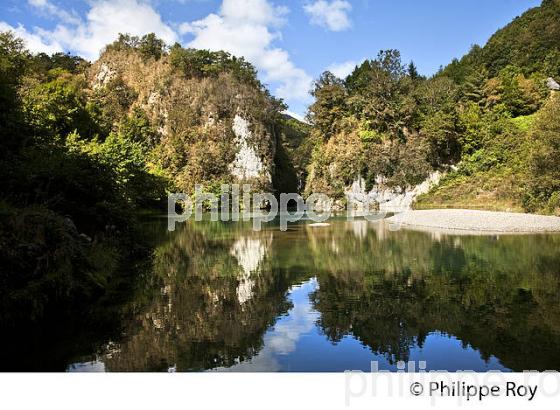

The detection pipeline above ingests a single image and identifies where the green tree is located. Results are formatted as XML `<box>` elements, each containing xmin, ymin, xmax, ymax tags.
<box><xmin>527</xmin><ymin>94</ymin><xmax>560</xmax><ymax>213</ymax></box>
<box><xmin>543</xmin><ymin>50</ymin><xmax>560</xmax><ymax>78</ymax></box>
<box><xmin>420</xmin><ymin>110</ymin><xmax>460</xmax><ymax>165</ymax></box>
<box><xmin>488</xmin><ymin>66</ymin><xmax>548</xmax><ymax>116</ymax></box>
<box><xmin>169</xmin><ymin>43</ymin><xmax>260</xmax><ymax>86</ymax></box>
<box><xmin>345</xmin><ymin>50</ymin><xmax>415</xmax><ymax>140</ymax></box>
<box><xmin>138</xmin><ymin>33</ymin><xmax>166</xmax><ymax>61</ymax></box>
<box><xmin>89</xmin><ymin>75</ymin><xmax>138</xmax><ymax>135</ymax></box>
<box><xmin>416</xmin><ymin>77</ymin><xmax>461</xmax><ymax>163</ymax></box>
<box><xmin>460</xmin><ymin>66</ymin><xmax>489</xmax><ymax>105</ymax></box>
<box><xmin>22</xmin><ymin>69</ymin><xmax>100</xmax><ymax>140</ymax></box>
<box><xmin>119</xmin><ymin>107</ymin><xmax>157</xmax><ymax>147</ymax></box>
<box><xmin>29</xmin><ymin>52</ymin><xmax>88</xmax><ymax>78</ymax></box>
<box><xmin>0</xmin><ymin>31</ymin><xmax>29</xmax><ymax>151</ymax></box>
<box><xmin>307</xmin><ymin>71</ymin><xmax>347</xmax><ymax>140</ymax></box>
<box><xmin>439</xmin><ymin>45</ymin><xmax>484</xmax><ymax>84</ymax></box>
<box><xmin>66</xmin><ymin>131</ymin><xmax>165</xmax><ymax>208</ymax></box>
<box><xmin>105</xmin><ymin>33</ymin><xmax>140</xmax><ymax>53</ymax></box>
<box><xmin>407</xmin><ymin>61</ymin><xmax>420</xmax><ymax>81</ymax></box>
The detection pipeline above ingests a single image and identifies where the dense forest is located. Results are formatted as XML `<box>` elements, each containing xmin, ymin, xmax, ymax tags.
<box><xmin>0</xmin><ymin>31</ymin><xmax>308</xmax><ymax>326</ymax></box>
<box><xmin>306</xmin><ymin>0</ymin><xmax>560</xmax><ymax>213</ymax></box>
<box><xmin>1</xmin><ymin>0</ymin><xmax>560</xmax><ymax>329</ymax></box>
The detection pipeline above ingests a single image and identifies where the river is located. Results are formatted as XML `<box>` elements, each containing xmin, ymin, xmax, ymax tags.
<box><xmin>12</xmin><ymin>214</ymin><xmax>560</xmax><ymax>371</ymax></box>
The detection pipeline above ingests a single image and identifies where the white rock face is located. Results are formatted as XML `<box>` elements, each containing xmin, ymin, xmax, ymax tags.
<box><xmin>547</xmin><ymin>77</ymin><xmax>560</xmax><ymax>91</ymax></box>
<box><xmin>345</xmin><ymin>171</ymin><xmax>443</xmax><ymax>212</ymax></box>
<box><xmin>145</xmin><ymin>90</ymin><xmax>169</xmax><ymax>136</ymax></box>
<box><xmin>147</xmin><ymin>90</ymin><xmax>161</xmax><ymax>106</ymax></box>
<box><xmin>229</xmin><ymin>115</ymin><xmax>270</xmax><ymax>181</ymax></box>
<box><xmin>93</xmin><ymin>63</ymin><xmax>116</xmax><ymax>89</ymax></box>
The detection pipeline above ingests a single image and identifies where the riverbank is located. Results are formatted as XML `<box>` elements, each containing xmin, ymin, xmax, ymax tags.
<box><xmin>387</xmin><ymin>209</ymin><xmax>560</xmax><ymax>233</ymax></box>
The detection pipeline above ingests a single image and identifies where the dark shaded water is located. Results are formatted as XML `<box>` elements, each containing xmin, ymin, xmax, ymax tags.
<box><xmin>11</xmin><ymin>216</ymin><xmax>560</xmax><ymax>371</ymax></box>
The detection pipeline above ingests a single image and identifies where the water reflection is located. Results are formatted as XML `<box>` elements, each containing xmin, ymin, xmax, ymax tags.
<box><xmin>64</xmin><ymin>218</ymin><xmax>560</xmax><ymax>371</ymax></box>
<box><xmin>230</xmin><ymin>233</ymin><xmax>273</xmax><ymax>305</ymax></box>
<box><xmin>214</xmin><ymin>279</ymin><xmax>320</xmax><ymax>371</ymax></box>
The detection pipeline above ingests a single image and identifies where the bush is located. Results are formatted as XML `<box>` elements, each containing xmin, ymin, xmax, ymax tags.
<box><xmin>169</xmin><ymin>43</ymin><xmax>260</xmax><ymax>86</ymax></box>
<box><xmin>527</xmin><ymin>94</ymin><xmax>560</xmax><ymax>212</ymax></box>
<box><xmin>22</xmin><ymin>70</ymin><xmax>100</xmax><ymax>140</ymax></box>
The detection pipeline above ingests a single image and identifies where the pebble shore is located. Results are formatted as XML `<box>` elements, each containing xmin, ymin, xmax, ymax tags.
<box><xmin>387</xmin><ymin>209</ymin><xmax>560</xmax><ymax>233</ymax></box>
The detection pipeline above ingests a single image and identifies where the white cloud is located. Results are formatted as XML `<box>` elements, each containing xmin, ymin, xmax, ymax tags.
<box><xmin>69</xmin><ymin>0</ymin><xmax>178</xmax><ymax>60</ymax></box>
<box><xmin>213</xmin><ymin>278</ymin><xmax>320</xmax><ymax>371</ymax></box>
<box><xmin>304</xmin><ymin>0</ymin><xmax>352</xmax><ymax>32</ymax></box>
<box><xmin>220</xmin><ymin>0</ymin><xmax>288</xmax><ymax>25</ymax></box>
<box><xmin>327</xmin><ymin>60</ymin><xmax>359</xmax><ymax>78</ymax></box>
<box><xmin>180</xmin><ymin>0</ymin><xmax>313</xmax><ymax>102</ymax></box>
<box><xmin>3</xmin><ymin>0</ymin><xmax>178</xmax><ymax>60</ymax></box>
<box><xmin>2</xmin><ymin>0</ymin><xmax>312</xmax><ymax>107</ymax></box>
<box><xmin>0</xmin><ymin>21</ymin><xmax>64</xmax><ymax>54</ymax></box>
<box><xmin>28</xmin><ymin>0</ymin><xmax>81</xmax><ymax>26</ymax></box>
<box><xmin>282</xmin><ymin>110</ymin><xmax>309</xmax><ymax>123</ymax></box>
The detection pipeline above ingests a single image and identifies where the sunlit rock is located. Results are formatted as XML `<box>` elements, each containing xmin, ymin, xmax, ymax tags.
<box><xmin>229</xmin><ymin>115</ymin><xmax>271</xmax><ymax>182</ymax></box>
<box><xmin>345</xmin><ymin>171</ymin><xmax>443</xmax><ymax>212</ymax></box>
<box><xmin>93</xmin><ymin>63</ymin><xmax>116</xmax><ymax>89</ymax></box>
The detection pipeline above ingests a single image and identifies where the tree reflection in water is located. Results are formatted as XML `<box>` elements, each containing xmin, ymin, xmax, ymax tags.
<box><xmin>70</xmin><ymin>218</ymin><xmax>560</xmax><ymax>372</ymax></box>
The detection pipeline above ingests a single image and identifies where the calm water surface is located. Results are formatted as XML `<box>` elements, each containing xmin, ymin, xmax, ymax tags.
<box><xmin>42</xmin><ymin>216</ymin><xmax>560</xmax><ymax>371</ymax></box>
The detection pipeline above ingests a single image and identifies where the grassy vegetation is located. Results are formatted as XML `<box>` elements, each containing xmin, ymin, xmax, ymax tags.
<box><xmin>416</xmin><ymin>94</ymin><xmax>560</xmax><ymax>214</ymax></box>
<box><xmin>415</xmin><ymin>115</ymin><xmax>533</xmax><ymax>212</ymax></box>
<box><xmin>414</xmin><ymin>171</ymin><xmax>526</xmax><ymax>212</ymax></box>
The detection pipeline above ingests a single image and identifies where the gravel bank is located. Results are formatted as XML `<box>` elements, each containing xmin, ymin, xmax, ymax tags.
<box><xmin>387</xmin><ymin>209</ymin><xmax>560</xmax><ymax>233</ymax></box>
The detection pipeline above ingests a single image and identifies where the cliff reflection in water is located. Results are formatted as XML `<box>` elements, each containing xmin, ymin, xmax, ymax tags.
<box><xmin>83</xmin><ymin>218</ymin><xmax>560</xmax><ymax>372</ymax></box>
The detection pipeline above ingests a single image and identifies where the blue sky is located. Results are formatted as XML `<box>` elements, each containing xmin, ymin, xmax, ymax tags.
<box><xmin>0</xmin><ymin>0</ymin><xmax>542</xmax><ymax>117</ymax></box>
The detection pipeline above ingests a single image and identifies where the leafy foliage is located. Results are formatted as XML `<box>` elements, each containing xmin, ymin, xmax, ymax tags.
<box><xmin>0</xmin><ymin>32</ymin><xmax>28</xmax><ymax>151</ymax></box>
<box><xmin>0</xmin><ymin>29</ymin><xmax>305</xmax><ymax>342</ymax></box>
<box><xmin>169</xmin><ymin>43</ymin><xmax>260</xmax><ymax>87</ymax></box>
<box><xmin>526</xmin><ymin>94</ymin><xmax>560</xmax><ymax>214</ymax></box>
<box><xmin>21</xmin><ymin>69</ymin><xmax>100</xmax><ymax>140</ymax></box>
<box><xmin>105</xmin><ymin>33</ymin><xmax>166</xmax><ymax>61</ymax></box>
<box><xmin>306</xmin><ymin>1</ymin><xmax>560</xmax><ymax>213</ymax></box>
<box><xmin>483</xmin><ymin>0</ymin><xmax>560</xmax><ymax>76</ymax></box>
<box><xmin>307</xmin><ymin>71</ymin><xmax>347</xmax><ymax>140</ymax></box>
<box><xmin>306</xmin><ymin>50</ymin><xmax>441</xmax><ymax>195</ymax></box>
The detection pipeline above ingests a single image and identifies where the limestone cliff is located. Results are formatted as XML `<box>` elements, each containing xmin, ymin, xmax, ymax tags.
<box><xmin>87</xmin><ymin>46</ymin><xmax>304</xmax><ymax>194</ymax></box>
<box><xmin>345</xmin><ymin>172</ymin><xmax>443</xmax><ymax>212</ymax></box>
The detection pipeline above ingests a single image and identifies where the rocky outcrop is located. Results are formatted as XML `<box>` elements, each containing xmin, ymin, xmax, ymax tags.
<box><xmin>547</xmin><ymin>77</ymin><xmax>560</xmax><ymax>91</ymax></box>
<box><xmin>229</xmin><ymin>115</ymin><xmax>272</xmax><ymax>183</ymax></box>
<box><xmin>87</xmin><ymin>49</ymin><xmax>284</xmax><ymax>193</ymax></box>
<box><xmin>307</xmin><ymin>171</ymin><xmax>443</xmax><ymax>213</ymax></box>
<box><xmin>92</xmin><ymin>63</ymin><xmax>116</xmax><ymax>89</ymax></box>
<box><xmin>345</xmin><ymin>171</ymin><xmax>443</xmax><ymax>212</ymax></box>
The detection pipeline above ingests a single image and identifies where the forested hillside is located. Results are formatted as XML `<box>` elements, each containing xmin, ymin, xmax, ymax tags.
<box><xmin>0</xmin><ymin>31</ymin><xmax>307</xmax><ymax>324</ymax></box>
<box><xmin>306</xmin><ymin>0</ymin><xmax>560</xmax><ymax>214</ymax></box>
